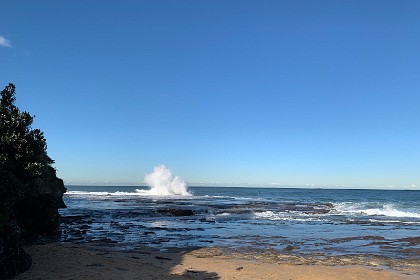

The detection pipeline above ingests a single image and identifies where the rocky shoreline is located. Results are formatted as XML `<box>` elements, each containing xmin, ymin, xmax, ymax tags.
<box><xmin>199</xmin><ymin>247</ymin><xmax>420</xmax><ymax>273</ymax></box>
<box><xmin>58</xmin><ymin>215</ymin><xmax>420</xmax><ymax>273</ymax></box>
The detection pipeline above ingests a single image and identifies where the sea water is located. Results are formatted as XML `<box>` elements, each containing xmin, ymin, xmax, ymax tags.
<box><xmin>60</xmin><ymin>186</ymin><xmax>419</xmax><ymax>259</ymax></box>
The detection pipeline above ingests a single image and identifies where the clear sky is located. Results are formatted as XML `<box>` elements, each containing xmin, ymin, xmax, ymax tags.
<box><xmin>1</xmin><ymin>0</ymin><xmax>419</xmax><ymax>189</ymax></box>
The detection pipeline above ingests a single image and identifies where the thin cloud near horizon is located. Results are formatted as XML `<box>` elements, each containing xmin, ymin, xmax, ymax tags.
<box><xmin>0</xmin><ymin>35</ymin><xmax>12</xmax><ymax>47</ymax></box>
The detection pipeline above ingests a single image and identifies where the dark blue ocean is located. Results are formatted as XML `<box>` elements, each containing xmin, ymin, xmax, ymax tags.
<box><xmin>60</xmin><ymin>186</ymin><xmax>420</xmax><ymax>260</ymax></box>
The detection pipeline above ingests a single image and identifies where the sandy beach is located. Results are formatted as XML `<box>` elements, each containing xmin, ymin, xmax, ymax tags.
<box><xmin>15</xmin><ymin>242</ymin><xmax>419</xmax><ymax>280</ymax></box>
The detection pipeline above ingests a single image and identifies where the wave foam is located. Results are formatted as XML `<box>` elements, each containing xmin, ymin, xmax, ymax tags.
<box><xmin>66</xmin><ymin>191</ymin><xmax>142</xmax><ymax>197</ymax></box>
<box><xmin>335</xmin><ymin>203</ymin><xmax>420</xmax><ymax>218</ymax></box>
<box><xmin>254</xmin><ymin>211</ymin><xmax>322</xmax><ymax>222</ymax></box>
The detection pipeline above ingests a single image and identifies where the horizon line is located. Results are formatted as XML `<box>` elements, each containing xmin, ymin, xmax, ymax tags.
<box><xmin>64</xmin><ymin>183</ymin><xmax>419</xmax><ymax>191</ymax></box>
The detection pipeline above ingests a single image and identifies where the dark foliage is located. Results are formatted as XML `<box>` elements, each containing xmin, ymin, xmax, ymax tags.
<box><xmin>0</xmin><ymin>83</ymin><xmax>66</xmax><ymax>279</ymax></box>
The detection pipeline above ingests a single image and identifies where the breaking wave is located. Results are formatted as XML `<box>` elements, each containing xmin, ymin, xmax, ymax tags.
<box><xmin>335</xmin><ymin>203</ymin><xmax>420</xmax><ymax>218</ymax></box>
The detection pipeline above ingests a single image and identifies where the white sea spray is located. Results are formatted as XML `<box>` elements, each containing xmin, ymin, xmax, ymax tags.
<box><xmin>141</xmin><ymin>165</ymin><xmax>191</xmax><ymax>196</ymax></box>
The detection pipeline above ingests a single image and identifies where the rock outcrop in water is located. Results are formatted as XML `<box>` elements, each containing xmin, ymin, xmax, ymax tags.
<box><xmin>0</xmin><ymin>84</ymin><xmax>66</xmax><ymax>279</ymax></box>
<box><xmin>157</xmin><ymin>209</ymin><xmax>195</xmax><ymax>217</ymax></box>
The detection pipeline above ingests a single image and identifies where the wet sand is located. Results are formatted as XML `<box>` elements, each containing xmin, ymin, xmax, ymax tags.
<box><xmin>16</xmin><ymin>243</ymin><xmax>420</xmax><ymax>280</ymax></box>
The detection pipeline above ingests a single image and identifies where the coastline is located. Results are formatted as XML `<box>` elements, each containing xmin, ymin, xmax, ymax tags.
<box><xmin>16</xmin><ymin>242</ymin><xmax>420</xmax><ymax>280</ymax></box>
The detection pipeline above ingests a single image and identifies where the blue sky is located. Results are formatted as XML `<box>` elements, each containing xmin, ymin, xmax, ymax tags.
<box><xmin>1</xmin><ymin>0</ymin><xmax>419</xmax><ymax>189</ymax></box>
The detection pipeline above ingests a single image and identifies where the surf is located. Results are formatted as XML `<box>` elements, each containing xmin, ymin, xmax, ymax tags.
<box><xmin>335</xmin><ymin>202</ymin><xmax>420</xmax><ymax>218</ymax></box>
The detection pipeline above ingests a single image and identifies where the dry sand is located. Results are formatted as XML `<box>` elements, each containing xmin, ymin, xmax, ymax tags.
<box><xmin>16</xmin><ymin>243</ymin><xmax>420</xmax><ymax>280</ymax></box>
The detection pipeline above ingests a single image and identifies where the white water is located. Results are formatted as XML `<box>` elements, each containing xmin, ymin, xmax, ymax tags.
<box><xmin>254</xmin><ymin>211</ymin><xmax>324</xmax><ymax>222</ymax></box>
<box><xmin>139</xmin><ymin>165</ymin><xmax>191</xmax><ymax>196</ymax></box>
<box><xmin>66</xmin><ymin>191</ymin><xmax>143</xmax><ymax>197</ymax></box>
<box><xmin>335</xmin><ymin>203</ymin><xmax>420</xmax><ymax>218</ymax></box>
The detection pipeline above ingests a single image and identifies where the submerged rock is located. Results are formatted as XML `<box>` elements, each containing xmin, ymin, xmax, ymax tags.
<box><xmin>157</xmin><ymin>209</ymin><xmax>195</xmax><ymax>216</ymax></box>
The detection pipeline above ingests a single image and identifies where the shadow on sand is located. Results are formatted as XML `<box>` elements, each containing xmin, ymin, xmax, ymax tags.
<box><xmin>15</xmin><ymin>242</ymin><xmax>221</xmax><ymax>280</ymax></box>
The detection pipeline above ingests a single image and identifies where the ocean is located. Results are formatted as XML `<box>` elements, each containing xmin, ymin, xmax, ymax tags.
<box><xmin>60</xmin><ymin>185</ymin><xmax>420</xmax><ymax>260</ymax></box>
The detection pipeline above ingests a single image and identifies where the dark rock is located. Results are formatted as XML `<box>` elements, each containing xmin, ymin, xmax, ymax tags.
<box><xmin>330</xmin><ymin>236</ymin><xmax>385</xmax><ymax>243</ymax></box>
<box><xmin>199</xmin><ymin>218</ymin><xmax>215</xmax><ymax>223</ymax></box>
<box><xmin>150</xmin><ymin>238</ymin><xmax>171</xmax><ymax>244</ymax></box>
<box><xmin>283</xmin><ymin>245</ymin><xmax>294</xmax><ymax>251</ymax></box>
<box><xmin>155</xmin><ymin>256</ymin><xmax>172</xmax><ymax>260</ymax></box>
<box><xmin>86</xmin><ymin>263</ymin><xmax>104</xmax><ymax>267</ymax></box>
<box><xmin>282</xmin><ymin>245</ymin><xmax>300</xmax><ymax>252</ymax></box>
<box><xmin>398</xmin><ymin>237</ymin><xmax>420</xmax><ymax>245</ymax></box>
<box><xmin>0</xmin><ymin>224</ymin><xmax>32</xmax><ymax>279</ymax></box>
<box><xmin>91</xmin><ymin>238</ymin><xmax>117</xmax><ymax>244</ymax></box>
<box><xmin>157</xmin><ymin>209</ymin><xmax>194</xmax><ymax>216</ymax></box>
